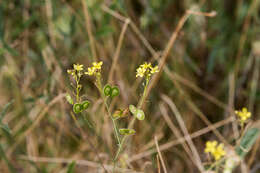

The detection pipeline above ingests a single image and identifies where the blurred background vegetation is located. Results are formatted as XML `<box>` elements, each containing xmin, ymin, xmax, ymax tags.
<box><xmin>0</xmin><ymin>0</ymin><xmax>260</xmax><ymax>172</ymax></box>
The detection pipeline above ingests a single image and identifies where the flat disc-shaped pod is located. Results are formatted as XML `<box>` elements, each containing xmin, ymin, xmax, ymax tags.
<box><xmin>81</xmin><ymin>100</ymin><xmax>90</xmax><ymax>110</ymax></box>
<box><xmin>103</xmin><ymin>84</ymin><xmax>112</xmax><ymax>96</ymax></box>
<box><xmin>73</xmin><ymin>103</ymin><xmax>82</xmax><ymax>114</ymax></box>
<box><xmin>111</xmin><ymin>86</ymin><xmax>120</xmax><ymax>98</ymax></box>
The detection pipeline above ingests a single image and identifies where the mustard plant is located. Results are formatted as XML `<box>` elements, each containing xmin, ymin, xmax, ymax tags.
<box><xmin>66</xmin><ymin>61</ymin><xmax>159</xmax><ymax>172</ymax></box>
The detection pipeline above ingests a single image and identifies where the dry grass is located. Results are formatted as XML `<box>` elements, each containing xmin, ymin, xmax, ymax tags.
<box><xmin>0</xmin><ymin>0</ymin><xmax>259</xmax><ymax>173</ymax></box>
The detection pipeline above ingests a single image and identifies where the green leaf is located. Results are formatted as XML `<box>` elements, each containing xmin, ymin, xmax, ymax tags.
<box><xmin>235</xmin><ymin>128</ymin><xmax>260</xmax><ymax>158</ymax></box>
<box><xmin>0</xmin><ymin>100</ymin><xmax>14</xmax><ymax>121</ymax></box>
<box><xmin>0</xmin><ymin>144</ymin><xmax>16</xmax><ymax>173</ymax></box>
<box><xmin>119</xmin><ymin>128</ymin><xmax>136</xmax><ymax>135</ymax></box>
<box><xmin>66</xmin><ymin>161</ymin><xmax>76</xmax><ymax>173</ymax></box>
<box><xmin>0</xmin><ymin>123</ymin><xmax>11</xmax><ymax>135</ymax></box>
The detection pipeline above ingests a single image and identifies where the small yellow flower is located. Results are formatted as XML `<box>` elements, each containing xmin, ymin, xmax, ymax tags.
<box><xmin>92</xmin><ymin>61</ymin><xmax>103</xmax><ymax>70</ymax></box>
<box><xmin>235</xmin><ymin>107</ymin><xmax>251</xmax><ymax>122</ymax></box>
<box><xmin>85</xmin><ymin>67</ymin><xmax>95</xmax><ymax>76</ymax></box>
<box><xmin>140</xmin><ymin>62</ymin><xmax>152</xmax><ymax>69</ymax></box>
<box><xmin>136</xmin><ymin>62</ymin><xmax>159</xmax><ymax>78</ymax></box>
<box><xmin>150</xmin><ymin>66</ymin><xmax>159</xmax><ymax>74</ymax></box>
<box><xmin>85</xmin><ymin>61</ymin><xmax>103</xmax><ymax>76</ymax></box>
<box><xmin>205</xmin><ymin>140</ymin><xmax>217</xmax><ymax>153</ymax></box>
<box><xmin>212</xmin><ymin>143</ymin><xmax>226</xmax><ymax>160</ymax></box>
<box><xmin>67</xmin><ymin>69</ymin><xmax>75</xmax><ymax>75</ymax></box>
<box><xmin>136</xmin><ymin>67</ymin><xmax>146</xmax><ymax>78</ymax></box>
<box><xmin>73</xmin><ymin>64</ymin><xmax>84</xmax><ymax>71</ymax></box>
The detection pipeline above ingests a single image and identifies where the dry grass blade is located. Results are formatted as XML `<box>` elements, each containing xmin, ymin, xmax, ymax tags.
<box><xmin>108</xmin><ymin>18</ymin><xmax>130</xmax><ymax>83</ymax></box>
<box><xmin>128</xmin><ymin>116</ymin><xmax>235</xmax><ymax>162</ymax></box>
<box><xmin>81</xmin><ymin>0</ymin><xmax>97</xmax><ymax>60</ymax></box>
<box><xmin>19</xmin><ymin>155</ymin><xmax>143</xmax><ymax>173</ymax></box>
<box><xmin>154</xmin><ymin>135</ymin><xmax>167</xmax><ymax>173</ymax></box>
<box><xmin>7</xmin><ymin>93</ymin><xmax>66</xmax><ymax>156</ymax></box>
<box><xmin>144</xmin><ymin>13</ymin><xmax>190</xmax><ymax>106</ymax></box>
<box><xmin>159</xmin><ymin>103</ymin><xmax>196</xmax><ymax>166</ymax></box>
<box><xmin>161</xmin><ymin>94</ymin><xmax>204</xmax><ymax>172</ymax></box>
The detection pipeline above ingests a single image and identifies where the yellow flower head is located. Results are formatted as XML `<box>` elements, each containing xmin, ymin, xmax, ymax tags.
<box><xmin>85</xmin><ymin>67</ymin><xmax>95</xmax><ymax>76</ymax></box>
<box><xmin>140</xmin><ymin>62</ymin><xmax>152</xmax><ymax>69</ymax></box>
<box><xmin>205</xmin><ymin>141</ymin><xmax>226</xmax><ymax>161</ymax></box>
<box><xmin>73</xmin><ymin>64</ymin><xmax>84</xmax><ymax>71</ymax></box>
<box><xmin>150</xmin><ymin>66</ymin><xmax>159</xmax><ymax>74</ymax></box>
<box><xmin>212</xmin><ymin>143</ymin><xmax>226</xmax><ymax>160</ymax></box>
<box><xmin>85</xmin><ymin>61</ymin><xmax>103</xmax><ymax>76</ymax></box>
<box><xmin>136</xmin><ymin>67</ymin><xmax>146</xmax><ymax>78</ymax></box>
<box><xmin>235</xmin><ymin>107</ymin><xmax>251</xmax><ymax>122</ymax></box>
<box><xmin>205</xmin><ymin>140</ymin><xmax>217</xmax><ymax>153</ymax></box>
<box><xmin>136</xmin><ymin>62</ymin><xmax>159</xmax><ymax>78</ymax></box>
<box><xmin>93</xmin><ymin>61</ymin><xmax>103</xmax><ymax>70</ymax></box>
<box><xmin>67</xmin><ymin>69</ymin><xmax>75</xmax><ymax>76</ymax></box>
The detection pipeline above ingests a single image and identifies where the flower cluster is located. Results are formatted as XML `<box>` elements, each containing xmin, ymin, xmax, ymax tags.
<box><xmin>67</xmin><ymin>64</ymin><xmax>84</xmax><ymax>78</ymax></box>
<box><xmin>85</xmin><ymin>61</ymin><xmax>103</xmax><ymax>76</ymax></box>
<box><xmin>205</xmin><ymin>140</ymin><xmax>226</xmax><ymax>161</ymax></box>
<box><xmin>235</xmin><ymin>107</ymin><xmax>251</xmax><ymax>124</ymax></box>
<box><xmin>136</xmin><ymin>62</ymin><xmax>159</xmax><ymax>78</ymax></box>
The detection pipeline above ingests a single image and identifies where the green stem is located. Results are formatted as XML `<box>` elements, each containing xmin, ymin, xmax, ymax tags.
<box><xmin>113</xmin><ymin>77</ymin><xmax>150</xmax><ymax>167</ymax></box>
<box><xmin>95</xmin><ymin>74</ymin><xmax>121</xmax><ymax>146</ymax></box>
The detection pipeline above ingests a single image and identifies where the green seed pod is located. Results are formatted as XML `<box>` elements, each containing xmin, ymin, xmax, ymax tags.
<box><xmin>119</xmin><ymin>128</ymin><xmax>136</xmax><ymax>135</ymax></box>
<box><xmin>103</xmin><ymin>84</ymin><xmax>112</xmax><ymax>96</ymax></box>
<box><xmin>81</xmin><ymin>100</ymin><xmax>90</xmax><ymax>110</ymax></box>
<box><xmin>111</xmin><ymin>86</ymin><xmax>120</xmax><ymax>98</ymax></box>
<box><xmin>129</xmin><ymin>105</ymin><xmax>137</xmax><ymax>115</ymax></box>
<box><xmin>66</xmin><ymin>94</ymin><xmax>73</xmax><ymax>105</ymax></box>
<box><xmin>135</xmin><ymin>109</ymin><xmax>145</xmax><ymax>120</ymax></box>
<box><xmin>73</xmin><ymin>103</ymin><xmax>82</xmax><ymax>114</ymax></box>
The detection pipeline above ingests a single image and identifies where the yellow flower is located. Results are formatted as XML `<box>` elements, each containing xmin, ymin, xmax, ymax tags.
<box><xmin>212</xmin><ymin>143</ymin><xmax>226</xmax><ymax>160</ymax></box>
<box><xmin>73</xmin><ymin>64</ymin><xmax>84</xmax><ymax>71</ymax></box>
<box><xmin>93</xmin><ymin>61</ymin><xmax>103</xmax><ymax>70</ymax></box>
<box><xmin>85</xmin><ymin>67</ymin><xmax>95</xmax><ymax>76</ymax></box>
<box><xmin>85</xmin><ymin>61</ymin><xmax>103</xmax><ymax>76</ymax></box>
<box><xmin>136</xmin><ymin>67</ymin><xmax>146</xmax><ymax>78</ymax></box>
<box><xmin>235</xmin><ymin>107</ymin><xmax>251</xmax><ymax>122</ymax></box>
<box><xmin>150</xmin><ymin>66</ymin><xmax>159</xmax><ymax>74</ymax></box>
<box><xmin>136</xmin><ymin>62</ymin><xmax>159</xmax><ymax>78</ymax></box>
<box><xmin>140</xmin><ymin>62</ymin><xmax>152</xmax><ymax>69</ymax></box>
<box><xmin>205</xmin><ymin>140</ymin><xmax>217</xmax><ymax>153</ymax></box>
<box><xmin>67</xmin><ymin>69</ymin><xmax>75</xmax><ymax>75</ymax></box>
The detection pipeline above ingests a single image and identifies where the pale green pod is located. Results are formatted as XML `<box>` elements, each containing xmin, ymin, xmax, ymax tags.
<box><xmin>135</xmin><ymin>109</ymin><xmax>145</xmax><ymax>120</ymax></box>
<box><xmin>66</xmin><ymin>94</ymin><xmax>73</xmax><ymax>105</ymax></box>
<box><xmin>129</xmin><ymin>105</ymin><xmax>137</xmax><ymax>115</ymax></box>
<box><xmin>119</xmin><ymin>128</ymin><xmax>136</xmax><ymax>135</ymax></box>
